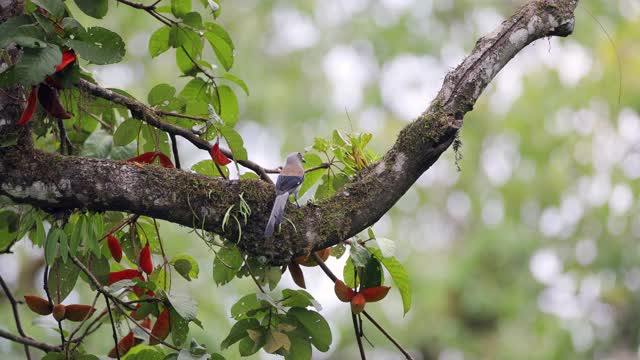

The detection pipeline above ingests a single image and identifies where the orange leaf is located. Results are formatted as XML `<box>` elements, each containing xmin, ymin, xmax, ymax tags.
<box><xmin>55</xmin><ymin>50</ymin><xmax>76</xmax><ymax>73</ymax></box>
<box><xmin>288</xmin><ymin>262</ymin><xmax>306</xmax><ymax>289</ymax></box>
<box><xmin>107</xmin><ymin>269</ymin><xmax>142</xmax><ymax>285</ymax></box>
<box><xmin>64</xmin><ymin>304</ymin><xmax>96</xmax><ymax>322</ymax></box>
<box><xmin>107</xmin><ymin>235</ymin><xmax>123</xmax><ymax>263</ymax></box>
<box><xmin>139</xmin><ymin>242</ymin><xmax>153</xmax><ymax>275</ymax></box>
<box><xmin>52</xmin><ymin>304</ymin><xmax>66</xmax><ymax>322</ymax></box>
<box><xmin>350</xmin><ymin>293</ymin><xmax>366</xmax><ymax>314</ymax></box>
<box><xmin>210</xmin><ymin>142</ymin><xmax>232</xmax><ymax>165</ymax></box>
<box><xmin>24</xmin><ymin>295</ymin><xmax>52</xmax><ymax>315</ymax></box>
<box><xmin>360</xmin><ymin>286</ymin><xmax>391</xmax><ymax>303</ymax></box>
<box><xmin>155</xmin><ymin>152</ymin><xmax>175</xmax><ymax>168</ymax></box>
<box><xmin>18</xmin><ymin>87</ymin><xmax>38</xmax><ymax>126</ymax></box>
<box><xmin>149</xmin><ymin>308</ymin><xmax>170</xmax><ymax>345</ymax></box>
<box><xmin>334</xmin><ymin>280</ymin><xmax>355</xmax><ymax>302</ymax></box>
<box><xmin>108</xmin><ymin>332</ymin><xmax>135</xmax><ymax>358</ymax></box>
<box><xmin>295</xmin><ymin>248</ymin><xmax>331</xmax><ymax>267</ymax></box>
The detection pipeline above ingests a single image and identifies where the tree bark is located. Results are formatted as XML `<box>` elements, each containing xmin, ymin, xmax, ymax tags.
<box><xmin>0</xmin><ymin>0</ymin><xmax>579</xmax><ymax>264</ymax></box>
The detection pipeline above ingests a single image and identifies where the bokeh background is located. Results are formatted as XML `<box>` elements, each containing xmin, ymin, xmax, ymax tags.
<box><xmin>2</xmin><ymin>0</ymin><xmax>640</xmax><ymax>359</ymax></box>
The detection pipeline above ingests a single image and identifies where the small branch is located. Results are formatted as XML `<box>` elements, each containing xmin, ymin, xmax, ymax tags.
<box><xmin>0</xmin><ymin>275</ymin><xmax>31</xmax><ymax>360</ymax></box>
<box><xmin>169</xmin><ymin>133</ymin><xmax>181</xmax><ymax>169</ymax></box>
<box><xmin>352</xmin><ymin>312</ymin><xmax>366</xmax><ymax>360</ymax></box>
<box><xmin>361</xmin><ymin>311</ymin><xmax>413</xmax><ymax>360</ymax></box>
<box><xmin>78</xmin><ymin>105</ymin><xmax>114</xmax><ymax>130</ymax></box>
<box><xmin>77</xmin><ymin>79</ymin><xmax>274</xmax><ymax>183</ymax></box>
<box><xmin>244</xmin><ymin>256</ymin><xmax>266</xmax><ymax>294</ymax></box>
<box><xmin>156</xmin><ymin>110</ymin><xmax>207</xmax><ymax>122</ymax></box>
<box><xmin>104</xmin><ymin>294</ymin><xmax>121</xmax><ymax>360</ymax></box>
<box><xmin>0</xmin><ymin>328</ymin><xmax>62</xmax><ymax>353</ymax></box>
<box><xmin>56</xmin><ymin>118</ymin><xmax>73</xmax><ymax>155</ymax></box>
<box><xmin>304</xmin><ymin>163</ymin><xmax>330</xmax><ymax>173</ymax></box>
<box><xmin>66</xmin><ymin>292</ymin><xmax>101</xmax><ymax>355</ymax></box>
<box><xmin>312</xmin><ymin>252</ymin><xmax>413</xmax><ymax>359</ymax></box>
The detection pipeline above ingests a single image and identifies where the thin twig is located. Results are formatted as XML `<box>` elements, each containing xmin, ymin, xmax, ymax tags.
<box><xmin>0</xmin><ymin>328</ymin><xmax>61</xmax><ymax>353</ymax></box>
<box><xmin>244</xmin><ymin>256</ymin><xmax>266</xmax><ymax>294</ymax></box>
<box><xmin>0</xmin><ymin>275</ymin><xmax>32</xmax><ymax>359</ymax></box>
<box><xmin>352</xmin><ymin>312</ymin><xmax>366</xmax><ymax>359</ymax></box>
<box><xmin>311</xmin><ymin>252</ymin><xmax>413</xmax><ymax>359</ymax></box>
<box><xmin>66</xmin><ymin>292</ymin><xmax>101</xmax><ymax>355</ymax></box>
<box><xmin>78</xmin><ymin>105</ymin><xmax>114</xmax><ymax>130</ymax></box>
<box><xmin>104</xmin><ymin>294</ymin><xmax>121</xmax><ymax>359</ymax></box>
<box><xmin>169</xmin><ymin>133</ymin><xmax>181</xmax><ymax>169</ymax></box>
<box><xmin>56</xmin><ymin>118</ymin><xmax>73</xmax><ymax>155</ymax></box>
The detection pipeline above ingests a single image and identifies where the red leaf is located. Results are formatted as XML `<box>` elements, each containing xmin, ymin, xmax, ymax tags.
<box><xmin>24</xmin><ymin>295</ymin><xmax>52</xmax><ymax>315</ymax></box>
<box><xmin>139</xmin><ymin>242</ymin><xmax>153</xmax><ymax>275</ymax></box>
<box><xmin>350</xmin><ymin>293</ymin><xmax>366</xmax><ymax>314</ymax></box>
<box><xmin>55</xmin><ymin>50</ymin><xmax>76</xmax><ymax>73</ymax></box>
<box><xmin>155</xmin><ymin>152</ymin><xmax>174</xmax><ymax>168</ymax></box>
<box><xmin>149</xmin><ymin>308</ymin><xmax>170</xmax><ymax>345</ymax></box>
<box><xmin>107</xmin><ymin>235</ymin><xmax>123</xmax><ymax>263</ymax></box>
<box><xmin>64</xmin><ymin>304</ymin><xmax>96</xmax><ymax>322</ymax></box>
<box><xmin>45</xmin><ymin>76</ymin><xmax>64</xmax><ymax>90</ymax></box>
<box><xmin>287</xmin><ymin>262</ymin><xmax>306</xmax><ymax>289</ymax></box>
<box><xmin>37</xmin><ymin>84</ymin><xmax>72</xmax><ymax>119</ymax></box>
<box><xmin>127</xmin><ymin>151</ymin><xmax>158</xmax><ymax>164</ymax></box>
<box><xmin>140</xmin><ymin>317</ymin><xmax>152</xmax><ymax>329</ymax></box>
<box><xmin>18</xmin><ymin>87</ymin><xmax>38</xmax><ymax>126</ymax></box>
<box><xmin>334</xmin><ymin>280</ymin><xmax>355</xmax><ymax>302</ymax></box>
<box><xmin>107</xmin><ymin>269</ymin><xmax>141</xmax><ymax>285</ymax></box>
<box><xmin>210</xmin><ymin>142</ymin><xmax>232</xmax><ymax>165</ymax></box>
<box><xmin>359</xmin><ymin>286</ymin><xmax>391</xmax><ymax>303</ymax></box>
<box><xmin>108</xmin><ymin>332</ymin><xmax>135</xmax><ymax>358</ymax></box>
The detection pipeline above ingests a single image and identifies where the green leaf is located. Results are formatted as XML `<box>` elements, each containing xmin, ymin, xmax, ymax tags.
<box><xmin>113</xmin><ymin>118</ymin><xmax>141</xmax><ymax>146</ymax></box>
<box><xmin>169</xmin><ymin>25</ymin><xmax>191</xmax><ymax>48</ymax></box>
<box><xmin>204</xmin><ymin>31</ymin><xmax>233</xmax><ymax>71</ymax></box>
<box><xmin>171</xmin><ymin>254</ymin><xmax>199</xmax><ymax>281</ymax></box>
<box><xmin>360</xmin><ymin>255</ymin><xmax>383</xmax><ymax>290</ymax></box>
<box><xmin>191</xmin><ymin>159</ymin><xmax>229</xmax><ymax>178</ymax></box>
<box><xmin>58</xmin><ymin>229</ymin><xmax>69</xmax><ymax>263</ymax></box>
<box><xmin>183</xmin><ymin>12</ymin><xmax>203</xmax><ymax>28</ymax></box>
<box><xmin>239</xmin><ymin>334</ymin><xmax>263</xmax><ymax>356</ymax></box>
<box><xmin>69</xmin><ymin>215</ymin><xmax>84</xmax><ymax>256</ymax></box>
<box><xmin>216</xmin><ymin>85</ymin><xmax>238</xmax><ymax>126</ymax></box>
<box><xmin>73</xmin><ymin>0</ymin><xmax>108</xmax><ymax>19</ymax></box>
<box><xmin>171</xmin><ymin>0</ymin><xmax>192</xmax><ymax>18</ymax></box>
<box><xmin>287</xmin><ymin>308</ymin><xmax>331</xmax><ymax>352</ymax></box>
<box><xmin>230</xmin><ymin>293</ymin><xmax>264</xmax><ymax>320</ymax></box>
<box><xmin>219</xmin><ymin>124</ymin><xmax>247</xmax><ymax>162</ymax></box>
<box><xmin>213</xmin><ymin>245</ymin><xmax>243</xmax><ymax>286</ymax></box>
<box><xmin>67</xmin><ymin>27</ymin><xmax>125</xmax><ymax>65</ymax></box>
<box><xmin>166</xmin><ymin>293</ymin><xmax>198</xmax><ymax>321</ymax></box>
<box><xmin>0</xmin><ymin>45</ymin><xmax>62</xmax><ymax>87</ymax></box>
<box><xmin>221</xmin><ymin>73</ymin><xmax>249</xmax><ymax>95</ymax></box>
<box><xmin>0</xmin><ymin>24</ymin><xmax>46</xmax><ymax>48</ymax></box>
<box><xmin>204</xmin><ymin>22</ymin><xmax>234</xmax><ymax>50</ymax></box>
<box><xmin>32</xmin><ymin>0</ymin><xmax>64</xmax><ymax>18</ymax></box>
<box><xmin>45</xmin><ymin>228</ymin><xmax>62</xmax><ymax>265</ymax></box>
<box><xmin>30</xmin><ymin>219</ymin><xmax>46</xmax><ymax>247</ymax></box>
<box><xmin>170</xmin><ymin>308</ymin><xmax>189</xmax><ymax>347</ymax></box>
<box><xmin>343</xmin><ymin>257</ymin><xmax>355</xmax><ymax>288</ymax></box>
<box><xmin>370</xmin><ymin>248</ymin><xmax>412</xmax><ymax>315</ymax></box>
<box><xmin>148</xmin><ymin>83</ymin><xmax>176</xmax><ymax>106</ymax></box>
<box><xmin>349</xmin><ymin>241</ymin><xmax>371</xmax><ymax>267</ymax></box>
<box><xmin>329</xmin><ymin>243</ymin><xmax>346</xmax><ymax>259</ymax></box>
<box><xmin>375</xmin><ymin>237</ymin><xmax>396</xmax><ymax>258</ymax></box>
<box><xmin>285</xmin><ymin>331</ymin><xmax>312</xmax><ymax>360</ymax></box>
<box><xmin>0</xmin><ymin>211</ymin><xmax>18</xmax><ymax>251</ymax></box>
<box><xmin>281</xmin><ymin>289</ymin><xmax>321</xmax><ymax>311</ymax></box>
<box><xmin>48</xmin><ymin>257</ymin><xmax>81</xmax><ymax>303</ymax></box>
<box><xmin>220</xmin><ymin>318</ymin><xmax>260</xmax><ymax>349</ymax></box>
<box><xmin>84</xmin><ymin>254</ymin><xmax>110</xmax><ymax>287</ymax></box>
<box><xmin>314</xmin><ymin>175</ymin><xmax>334</xmax><ymax>201</ymax></box>
<box><xmin>148</xmin><ymin>26</ymin><xmax>171</xmax><ymax>57</ymax></box>
<box><xmin>299</xmin><ymin>154</ymin><xmax>324</xmax><ymax>197</ymax></box>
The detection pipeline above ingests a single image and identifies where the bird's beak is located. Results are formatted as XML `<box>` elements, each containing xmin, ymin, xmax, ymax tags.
<box><xmin>301</xmin><ymin>156</ymin><xmax>306</xmax><ymax>163</ymax></box>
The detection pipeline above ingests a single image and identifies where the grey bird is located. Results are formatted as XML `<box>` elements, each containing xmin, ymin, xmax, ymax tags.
<box><xmin>264</xmin><ymin>152</ymin><xmax>306</xmax><ymax>237</ymax></box>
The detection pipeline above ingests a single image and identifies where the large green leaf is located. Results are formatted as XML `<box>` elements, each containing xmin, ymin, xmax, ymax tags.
<box><xmin>171</xmin><ymin>254</ymin><xmax>199</xmax><ymax>281</ymax></box>
<box><xmin>73</xmin><ymin>0</ymin><xmax>108</xmax><ymax>19</ymax></box>
<box><xmin>216</xmin><ymin>85</ymin><xmax>238</xmax><ymax>126</ymax></box>
<box><xmin>287</xmin><ymin>308</ymin><xmax>331</xmax><ymax>352</ymax></box>
<box><xmin>299</xmin><ymin>153</ymin><xmax>324</xmax><ymax>197</ymax></box>
<box><xmin>0</xmin><ymin>211</ymin><xmax>19</xmax><ymax>251</ymax></box>
<box><xmin>171</xmin><ymin>0</ymin><xmax>192</xmax><ymax>18</ymax></box>
<box><xmin>219</xmin><ymin>124</ymin><xmax>247</xmax><ymax>162</ymax></box>
<box><xmin>370</xmin><ymin>248</ymin><xmax>412</xmax><ymax>315</ymax></box>
<box><xmin>48</xmin><ymin>257</ymin><xmax>81</xmax><ymax>303</ymax></box>
<box><xmin>67</xmin><ymin>27</ymin><xmax>125</xmax><ymax>65</ymax></box>
<box><xmin>191</xmin><ymin>159</ymin><xmax>229</xmax><ymax>178</ymax></box>
<box><xmin>148</xmin><ymin>83</ymin><xmax>176</xmax><ymax>106</ymax></box>
<box><xmin>213</xmin><ymin>245</ymin><xmax>243</xmax><ymax>285</ymax></box>
<box><xmin>204</xmin><ymin>31</ymin><xmax>234</xmax><ymax>71</ymax></box>
<box><xmin>220</xmin><ymin>318</ymin><xmax>260</xmax><ymax>349</ymax></box>
<box><xmin>221</xmin><ymin>72</ymin><xmax>249</xmax><ymax>95</ymax></box>
<box><xmin>113</xmin><ymin>118</ymin><xmax>141</xmax><ymax>146</ymax></box>
<box><xmin>32</xmin><ymin>0</ymin><xmax>65</xmax><ymax>18</ymax></box>
<box><xmin>0</xmin><ymin>45</ymin><xmax>61</xmax><ymax>87</ymax></box>
<box><xmin>148</xmin><ymin>26</ymin><xmax>171</xmax><ymax>58</ymax></box>
<box><xmin>170</xmin><ymin>308</ymin><xmax>189</xmax><ymax>347</ymax></box>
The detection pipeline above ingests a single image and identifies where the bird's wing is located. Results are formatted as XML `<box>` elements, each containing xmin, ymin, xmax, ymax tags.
<box><xmin>275</xmin><ymin>175</ymin><xmax>304</xmax><ymax>195</ymax></box>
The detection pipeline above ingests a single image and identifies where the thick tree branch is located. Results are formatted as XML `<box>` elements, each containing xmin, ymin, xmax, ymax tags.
<box><xmin>0</xmin><ymin>0</ymin><xmax>579</xmax><ymax>264</ymax></box>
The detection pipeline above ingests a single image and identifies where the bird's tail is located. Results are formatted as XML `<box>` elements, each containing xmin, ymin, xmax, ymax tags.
<box><xmin>264</xmin><ymin>193</ymin><xmax>288</xmax><ymax>237</ymax></box>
